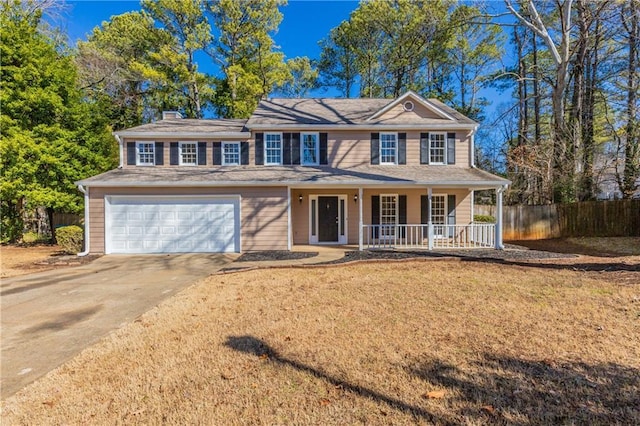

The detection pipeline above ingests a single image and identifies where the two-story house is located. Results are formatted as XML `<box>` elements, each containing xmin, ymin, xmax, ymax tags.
<box><xmin>76</xmin><ymin>91</ymin><xmax>510</xmax><ymax>254</ymax></box>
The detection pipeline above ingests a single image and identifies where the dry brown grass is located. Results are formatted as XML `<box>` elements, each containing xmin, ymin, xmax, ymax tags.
<box><xmin>2</xmin><ymin>260</ymin><xmax>639</xmax><ymax>425</ymax></box>
<box><xmin>0</xmin><ymin>245</ymin><xmax>62</xmax><ymax>278</ymax></box>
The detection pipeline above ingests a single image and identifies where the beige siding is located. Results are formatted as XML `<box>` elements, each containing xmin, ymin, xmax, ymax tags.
<box><xmin>88</xmin><ymin>186</ymin><xmax>288</xmax><ymax>254</ymax></box>
<box><xmin>376</xmin><ymin>101</ymin><xmax>444</xmax><ymax>121</ymax></box>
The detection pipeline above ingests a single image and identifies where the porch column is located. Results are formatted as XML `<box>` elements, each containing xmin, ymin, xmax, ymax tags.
<box><xmin>358</xmin><ymin>187</ymin><xmax>363</xmax><ymax>250</ymax></box>
<box><xmin>495</xmin><ymin>185</ymin><xmax>505</xmax><ymax>250</ymax></box>
<box><xmin>287</xmin><ymin>186</ymin><xmax>292</xmax><ymax>251</ymax></box>
<box><xmin>427</xmin><ymin>187</ymin><xmax>433</xmax><ymax>250</ymax></box>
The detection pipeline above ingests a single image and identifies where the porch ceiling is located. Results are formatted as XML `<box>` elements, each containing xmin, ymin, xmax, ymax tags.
<box><xmin>77</xmin><ymin>165</ymin><xmax>510</xmax><ymax>189</ymax></box>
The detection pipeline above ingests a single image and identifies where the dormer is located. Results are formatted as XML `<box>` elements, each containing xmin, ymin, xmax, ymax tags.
<box><xmin>162</xmin><ymin>111</ymin><xmax>183</xmax><ymax>120</ymax></box>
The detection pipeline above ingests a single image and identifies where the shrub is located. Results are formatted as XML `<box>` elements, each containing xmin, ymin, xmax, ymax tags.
<box><xmin>474</xmin><ymin>214</ymin><xmax>496</xmax><ymax>223</ymax></box>
<box><xmin>21</xmin><ymin>231</ymin><xmax>49</xmax><ymax>244</ymax></box>
<box><xmin>56</xmin><ymin>225</ymin><xmax>84</xmax><ymax>254</ymax></box>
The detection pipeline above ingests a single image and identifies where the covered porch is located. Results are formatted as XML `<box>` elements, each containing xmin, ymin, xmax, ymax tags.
<box><xmin>288</xmin><ymin>184</ymin><xmax>507</xmax><ymax>251</ymax></box>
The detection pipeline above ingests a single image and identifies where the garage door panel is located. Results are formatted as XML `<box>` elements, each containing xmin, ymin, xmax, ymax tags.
<box><xmin>106</xmin><ymin>196</ymin><xmax>240</xmax><ymax>254</ymax></box>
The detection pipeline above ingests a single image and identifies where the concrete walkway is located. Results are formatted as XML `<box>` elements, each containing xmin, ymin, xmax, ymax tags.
<box><xmin>1</xmin><ymin>254</ymin><xmax>236</xmax><ymax>399</ymax></box>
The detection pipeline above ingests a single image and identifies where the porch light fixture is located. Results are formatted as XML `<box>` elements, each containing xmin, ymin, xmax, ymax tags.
<box><xmin>298</xmin><ymin>194</ymin><xmax>303</xmax><ymax>204</ymax></box>
<box><xmin>354</xmin><ymin>194</ymin><xmax>358</xmax><ymax>203</ymax></box>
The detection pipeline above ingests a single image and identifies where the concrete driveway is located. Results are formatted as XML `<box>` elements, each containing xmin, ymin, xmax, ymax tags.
<box><xmin>0</xmin><ymin>253</ymin><xmax>236</xmax><ymax>399</ymax></box>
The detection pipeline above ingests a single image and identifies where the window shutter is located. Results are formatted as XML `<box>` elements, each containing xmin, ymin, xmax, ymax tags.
<box><xmin>291</xmin><ymin>133</ymin><xmax>301</xmax><ymax>165</ymax></box>
<box><xmin>319</xmin><ymin>133</ymin><xmax>328</xmax><ymax>165</ymax></box>
<box><xmin>447</xmin><ymin>132</ymin><xmax>456</xmax><ymax>165</ymax></box>
<box><xmin>420</xmin><ymin>195</ymin><xmax>429</xmax><ymax>238</ymax></box>
<box><xmin>283</xmin><ymin>133</ymin><xmax>292</xmax><ymax>165</ymax></box>
<box><xmin>212</xmin><ymin>142</ymin><xmax>222</xmax><ymax>165</ymax></box>
<box><xmin>241</xmin><ymin>142</ymin><xmax>249</xmax><ymax>165</ymax></box>
<box><xmin>370</xmin><ymin>133</ymin><xmax>380</xmax><ymax>165</ymax></box>
<box><xmin>398</xmin><ymin>195</ymin><xmax>407</xmax><ymax>238</ymax></box>
<box><xmin>127</xmin><ymin>142</ymin><xmax>136</xmax><ymax>165</ymax></box>
<box><xmin>255</xmin><ymin>133</ymin><xmax>264</xmax><ymax>165</ymax></box>
<box><xmin>398</xmin><ymin>133</ymin><xmax>406</xmax><ymax>164</ymax></box>
<box><xmin>154</xmin><ymin>142</ymin><xmax>164</xmax><ymax>165</ymax></box>
<box><xmin>447</xmin><ymin>194</ymin><xmax>456</xmax><ymax>237</ymax></box>
<box><xmin>371</xmin><ymin>195</ymin><xmax>380</xmax><ymax>239</ymax></box>
<box><xmin>420</xmin><ymin>133</ymin><xmax>430</xmax><ymax>164</ymax></box>
<box><xmin>170</xmin><ymin>142</ymin><xmax>179</xmax><ymax>165</ymax></box>
<box><xmin>198</xmin><ymin>142</ymin><xmax>207</xmax><ymax>165</ymax></box>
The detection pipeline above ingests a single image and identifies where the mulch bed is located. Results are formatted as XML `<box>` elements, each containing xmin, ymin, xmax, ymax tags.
<box><xmin>34</xmin><ymin>253</ymin><xmax>102</xmax><ymax>266</ymax></box>
<box><xmin>235</xmin><ymin>251</ymin><xmax>319</xmax><ymax>262</ymax></box>
<box><xmin>320</xmin><ymin>244</ymin><xmax>576</xmax><ymax>265</ymax></box>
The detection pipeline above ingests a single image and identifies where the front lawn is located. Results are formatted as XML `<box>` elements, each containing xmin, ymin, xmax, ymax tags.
<box><xmin>2</xmin><ymin>260</ymin><xmax>639</xmax><ymax>424</ymax></box>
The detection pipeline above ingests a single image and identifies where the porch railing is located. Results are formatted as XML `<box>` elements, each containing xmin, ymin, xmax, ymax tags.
<box><xmin>361</xmin><ymin>223</ymin><xmax>496</xmax><ymax>250</ymax></box>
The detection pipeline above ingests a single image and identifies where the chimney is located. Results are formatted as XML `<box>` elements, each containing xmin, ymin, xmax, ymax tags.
<box><xmin>162</xmin><ymin>111</ymin><xmax>183</xmax><ymax>120</ymax></box>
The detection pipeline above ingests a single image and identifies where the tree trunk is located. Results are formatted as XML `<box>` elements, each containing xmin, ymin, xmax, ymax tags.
<box><xmin>622</xmin><ymin>0</ymin><xmax>639</xmax><ymax>198</ymax></box>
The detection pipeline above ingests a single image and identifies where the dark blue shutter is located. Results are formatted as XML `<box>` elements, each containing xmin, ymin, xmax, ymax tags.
<box><xmin>241</xmin><ymin>142</ymin><xmax>249</xmax><ymax>165</ymax></box>
<box><xmin>371</xmin><ymin>133</ymin><xmax>380</xmax><ymax>165</ymax></box>
<box><xmin>398</xmin><ymin>195</ymin><xmax>407</xmax><ymax>238</ymax></box>
<box><xmin>447</xmin><ymin>194</ymin><xmax>456</xmax><ymax>237</ymax></box>
<box><xmin>212</xmin><ymin>142</ymin><xmax>222</xmax><ymax>165</ymax></box>
<box><xmin>255</xmin><ymin>133</ymin><xmax>264</xmax><ymax>165</ymax></box>
<box><xmin>371</xmin><ymin>195</ymin><xmax>380</xmax><ymax>239</ymax></box>
<box><xmin>198</xmin><ymin>142</ymin><xmax>207</xmax><ymax>165</ymax></box>
<box><xmin>169</xmin><ymin>142</ymin><xmax>179</xmax><ymax>165</ymax></box>
<box><xmin>420</xmin><ymin>133</ymin><xmax>429</xmax><ymax>164</ymax></box>
<box><xmin>292</xmin><ymin>133</ymin><xmax>301</xmax><ymax>165</ymax></box>
<box><xmin>127</xmin><ymin>142</ymin><xmax>136</xmax><ymax>165</ymax></box>
<box><xmin>154</xmin><ymin>142</ymin><xmax>164</xmax><ymax>165</ymax></box>
<box><xmin>420</xmin><ymin>195</ymin><xmax>429</xmax><ymax>238</ymax></box>
<box><xmin>398</xmin><ymin>133</ymin><xmax>406</xmax><ymax>164</ymax></box>
<box><xmin>447</xmin><ymin>132</ymin><xmax>456</xmax><ymax>165</ymax></box>
<box><xmin>283</xmin><ymin>133</ymin><xmax>292</xmax><ymax>165</ymax></box>
<box><xmin>319</xmin><ymin>133</ymin><xmax>328</xmax><ymax>165</ymax></box>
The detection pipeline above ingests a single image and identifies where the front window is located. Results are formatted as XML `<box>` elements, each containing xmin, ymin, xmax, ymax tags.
<box><xmin>179</xmin><ymin>142</ymin><xmax>197</xmax><ymax>165</ymax></box>
<box><xmin>380</xmin><ymin>133</ymin><xmax>397</xmax><ymax>164</ymax></box>
<box><xmin>380</xmin><ymin>194</ymin><xmax>397</xmax><ymax>238</ymax></box>
<box><xmin>301</xmin><ymin>133</ymin><xmax>319</xmax><ymax>165</ymax></box>
<box><xmin>432</xmin><ymin>195</ymin><xmax>446</xmax><ymax>236</ymax></box>
<box><xmin>430</xmin><ymin>133</ymin><xmax>446</xmax><ymax>164</ymax></box>
<box><xmin>265</xmin><ymin>133</ymin><xmax>282</xmax><ymax>165</ymax></box>
<box><xmin>136</xmin><ymin>142</ymin><xmax>155</xmax><ymax>166</ymax></box>
<box><xmin>222</xmin><ymin>142</ymin><xmax>240</xmax><ymax>165</ymax></box>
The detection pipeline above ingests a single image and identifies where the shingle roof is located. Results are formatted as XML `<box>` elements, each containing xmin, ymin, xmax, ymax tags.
<box><xmin>116</xmin><ymin>118</ymin><xmax>248</xmax><ymax>134</ymax></box>
<box><xmin>245</xmin><ymin>97</ymin><xmax>476</xmax><ymax>127</ymax></box>
<box><xmin>78</xmin><ymin>165</ymin><xmax>509</xmax><ymax>188</ymax></box>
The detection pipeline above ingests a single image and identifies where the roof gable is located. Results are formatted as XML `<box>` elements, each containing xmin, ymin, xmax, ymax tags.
<box><xmin>367</xmin><ymin>91</ymin><xmax>456</xmax><ymax>122</ymax></box>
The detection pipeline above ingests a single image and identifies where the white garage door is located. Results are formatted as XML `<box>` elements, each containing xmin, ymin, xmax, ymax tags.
<box><xmin>105</xmin><ymin>196</ymin><xmax>240</xmax><ymax>254</ymax></box>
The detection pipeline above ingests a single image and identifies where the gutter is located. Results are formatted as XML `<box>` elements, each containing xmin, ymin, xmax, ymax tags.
<box><xmin>245</xmin><ymin>123</ymin><xmax>477</xmax><ymax>131</ymax></box>
<box><xmin>76</xmin><ymin>184</ymin><xmax>90</xmax><ymax>256</ymax></box>
<box><xmin>113</xmin><ymin>131</ymin><xmax>251</xmax><ymax>139</ymax></box>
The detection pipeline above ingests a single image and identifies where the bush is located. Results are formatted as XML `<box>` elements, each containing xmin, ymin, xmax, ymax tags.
<box><xmin>21</xmin><ymin>231</ymin><xmax>50</xmax><ymax>244</ymax></box>
<box><xmin>474</xmin><ymin>214</ymin><xmax>496</xmax><ymax>223</ymax></box>
<box><xmin>56</xmin><ymin>225</ymin><xmax>84</xmax><ymax>254</ymax></box>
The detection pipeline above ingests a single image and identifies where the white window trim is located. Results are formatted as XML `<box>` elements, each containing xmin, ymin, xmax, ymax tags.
<box><xmin>222</xmin><ymin>141</ymin><xmax>241</xmax><ymax>166</ymax></box>
<box><xmin>379</xmin><ymin>193</ymin><xmax>398</xmax><ymax>240</ymax></box>
<box><xmin>136</xmin><ymin>141</ymin><xmax>155</xmax><ymax>166</ymax></box>
<box><xmin>429</xmin><ymin>132</ymin><xmax>447</xmax><ymax>165</ymax></box>
<box><xmin>301</xmin><ymin>132</ymin><xmax>320</xmax><ymax>166</ymax></box>
<box><xmin>179</xmin><ymin>141</ymin><xmax>198</xmax><ymax>166</ymax></box>
<box><xmin>264</xmin><ymin>132</ymin><xmax>283</xmax><ymax>165</ymax></box>
<box><xmin>431</xmin><ymin>193</ymin><xmax>447</xmax><ymax>238</ymax></box>
<box><xmin>379</xmin><ymin>132</ymin><xmax>398</xmax><ymax>165</ymax></box>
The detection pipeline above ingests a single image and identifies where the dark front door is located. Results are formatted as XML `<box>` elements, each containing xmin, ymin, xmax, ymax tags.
<box><xmin>318</xmin><ymin>196</ymin><xmax>339</xmax><ymax>242</ymax></box>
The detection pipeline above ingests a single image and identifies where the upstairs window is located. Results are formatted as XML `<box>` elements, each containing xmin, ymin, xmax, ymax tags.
<box><xmin>380</xmin><ymin>133</ymin><xmax>397</xmax><ymax>164</ymax></box>
<box><xmin>222</xmin><ymin>142</ymin><xmax>240</xmax><ymax>165</ymax></box>
<box><xmin>265</xmin><ymin>133</ymin><xmax>282</xmax><ymax>165</ymax></box>
<box><xmin>301</xmin><ymin>132</ymin><xmax>319</xmax><ymax>165</ymax></box>
<box><xmin>136</xmin><ymin>142</ymin><xmax>155</xmax><ymax>166</ymax></box>
<box><xmin>429</xmin><ymin>133</ymin><xmax>446</xmax><ymax>164</ymax></box>
<box><xmin>179</xmin><ymin>142</ymin><xmax>197</xmax><ymax>165</ymax></box>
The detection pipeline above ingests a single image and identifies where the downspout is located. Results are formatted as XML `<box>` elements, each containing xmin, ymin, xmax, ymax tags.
<box><xmin>470</xmin><ymin>126</ymin><xmax>477</xmax><ymax>168</ymax></box>
<box><xmin>77</xmin><ymin>184</ymin><xmax>90</xmax><ymax>256</ymax></box>
<box><xmin>115</xmin><ymin>134</ymin><xmax>123</xmax><ymax>168</ymax></box>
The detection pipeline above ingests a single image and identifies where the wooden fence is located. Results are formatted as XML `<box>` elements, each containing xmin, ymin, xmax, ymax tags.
<box><xmin>476</xmin><ymin>200</ymin><xmax>640</xmax><ymax>240</ymax></box>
